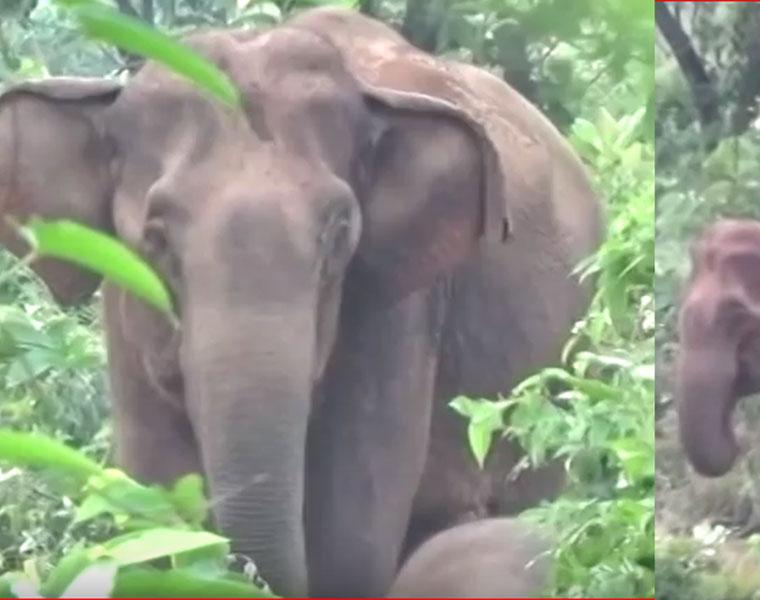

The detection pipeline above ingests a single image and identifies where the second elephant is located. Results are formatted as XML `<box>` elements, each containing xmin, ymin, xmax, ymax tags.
<box><xmin>677</xmin><ymin>219</ymin><xmax>760</xmax><ymax>477</ymax></box>
<box><xmin>0</xmin><ymin>7</ymin><xmax>602</xmax><ymax>598</ymax></box>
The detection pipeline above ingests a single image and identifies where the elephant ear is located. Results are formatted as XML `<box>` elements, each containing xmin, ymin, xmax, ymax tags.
<box><xmin>0</xmin><ymin>78</ymin><xmax>122</xmax><ymax>304</ymax></box>
<box><xmin>316</xmin><ymin>24</ymin><xmax>513</xmax><ymax>301</ymax></box>
<box><xmin>356</xmin><ymin>83</ymin><xmax>510</xmax><ymax>299</ymax></box>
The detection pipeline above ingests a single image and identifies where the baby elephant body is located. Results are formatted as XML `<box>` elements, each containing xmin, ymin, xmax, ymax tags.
<box><xmin>388</xmin><ymin>518</ymin><xmax>554</xmax><ymax>598</ymax></box>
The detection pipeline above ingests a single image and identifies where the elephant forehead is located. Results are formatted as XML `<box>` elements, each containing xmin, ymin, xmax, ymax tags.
<box><xmin>176</xmin><ymin>25</ymin><xmax>358</xmax><ymax>102</ymax></box>
<box><xmin>690</xmin><ymin>228</ymin><xmax>760</xmax><ymax>299</ymax></box>
<box><xmin>113</xmin><ymin>26</ymin><xmax>365</xmax><ymax>169</ymax></box>
<box><xmin>109</xmin><ymin>63</ymin><xmax>240</xmax><ymax>166</ymax></box>
<box><xmin>693</xmin><ymin>219</ymin><xmax>760</xmax><ymax>262</ymax></box>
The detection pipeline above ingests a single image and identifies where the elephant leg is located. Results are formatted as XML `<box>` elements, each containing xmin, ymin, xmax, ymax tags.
<box><xmin>102</xmin><ymin>284</ymin><xmax>202</xmax><ymax>486</ymax></box>
<box><xmin>305</xmin><ymin>287</ymin><xmax>446</xmax><ymax>598</ymax></box>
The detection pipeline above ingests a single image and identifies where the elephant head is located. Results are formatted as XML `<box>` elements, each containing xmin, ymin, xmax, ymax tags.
<box><xmin>0</xmin><ymin>17</ymin><xmax>511</xmax><ymax>596</ymax></box>
<box><xmin>676</xmin><ymin>219</ymin><xmax>760</xmax><ymax>477</ymax></box>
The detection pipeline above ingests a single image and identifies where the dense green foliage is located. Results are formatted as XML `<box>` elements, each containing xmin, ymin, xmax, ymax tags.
<box><xmin>0</xmin><ymin>0</ymin><xmax>654</xmax><ymax>597</ymax></box>
<box><xmin>455</xmin><ymin>102</ymin><xmax>654</xmax><ymax>597</ymax></box>
<box><xmin>655</xmin><ymin>3</ymin><xmax>760</xmax><ymax>598</ymax></box>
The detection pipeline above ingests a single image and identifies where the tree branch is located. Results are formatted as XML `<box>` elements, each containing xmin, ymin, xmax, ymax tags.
<box><xmin>730</xmin><ymin>5</ymin><xmax>760</xmax><ymax>135</ymax></box>
<box><xmin>655</xmin><ymin>3</ymin><xmax>720</xmax><ymax>144</ymax></box>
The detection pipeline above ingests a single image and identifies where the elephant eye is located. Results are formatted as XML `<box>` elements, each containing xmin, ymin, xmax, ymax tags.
<box><xmin>142</xmin><ymin>219</ymin><xmax>183</xmax><ymax>308</ymax></box>
<box><xmin>325</xmin><ymin>207</ymin><xmax>352</xmax><ymax>253</ymax></box>
<box><xmin>143</xmin><ymin>219</ymin><xmax>168</xmax><ymax>257</ymax></box>
<box><xmin>330</xmin><ymin>217</ymin><xmax>351</xmax><ymax>258</ymax></box>
<box><xmin>319</xmin><ymin>203</ymin><xmax>356</xmax><ymax>281</ymax></box>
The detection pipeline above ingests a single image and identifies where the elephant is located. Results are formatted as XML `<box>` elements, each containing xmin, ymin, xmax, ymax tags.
<box><xmin>387</xmin><ymin>518</ymin><xmax>554</xmax><ymax>598</ymax></box>
<box><xmin>0</xmin><ymin>7</ymin><xmax>602</xmax><ymax>598</ymax></box>
<box><xmin>677</xmin><ymin>218</ymin><xmax>760</xmax><ymax>477</ymax></box>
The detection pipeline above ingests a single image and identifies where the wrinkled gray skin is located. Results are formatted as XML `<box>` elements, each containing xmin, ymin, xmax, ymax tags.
<box><xmin>0</xmin><ymin>8</ymin><xmax>601</xmax><ymax>598</ymax></box>
<box><xmin>387</xmin><ymin>518</ymin><xmax>554</xmax><ymax>598</ymax></box>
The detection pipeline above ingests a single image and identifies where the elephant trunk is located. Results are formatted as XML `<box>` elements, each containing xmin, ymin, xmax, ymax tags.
<box><xmin>676</xmin><ymin>342</ymin><xmax>741</xmax><ymax>477</ymax></box>
<box><xmin>182</xmin><ymin>306</ymin><xmax>313</xmax><ymax>597</ymax></box>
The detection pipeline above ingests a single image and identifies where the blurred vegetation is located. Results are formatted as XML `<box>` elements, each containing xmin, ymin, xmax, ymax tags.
<box><xmin>655</xmin><ymin>2</ymin><xmax>760</xmax><ymax>598</ymax></box>
<box><xmin>0</xmin><ymin>0</ymin><xmax>654</xmax><ymax>597</ymax></box>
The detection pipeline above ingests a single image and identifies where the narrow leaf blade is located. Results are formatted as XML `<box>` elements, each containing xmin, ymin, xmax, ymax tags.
<box><xmin>20</xmin><ymin>218</ymin><xmax>175</xmax><ymax>318</ymax></box>
<box><xmin>66</xmin><ymin>3</ymin><xmax>240</xmax><ymax>108</ymax></box>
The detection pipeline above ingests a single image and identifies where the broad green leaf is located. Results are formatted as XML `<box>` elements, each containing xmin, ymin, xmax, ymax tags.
<box><xmin>6</xmin><ymin>348</ymin><xmax>57</xmax><ymax>387</ymax></box>
<box><xmin>608</xmin><ymin>437</ymin><xmax>654</xmax><ymax>482</ymax></box>
<box><xmin>18</xmin><ymin>218</ymin><xmax>175</xmax><ymax>320</ymax></box>
<box><xmin>570</xmin><ymin>118</ymin><xmax>600</xmax><ymax>150</ymax></box>
<box><xmin>0</xmin><ymin>429</ymin><xmax>104</xmax><ymax>482</ymax></box>
<box><xmin>61</xmin><ymin>2</ymin><xmax>240</xmax><ymax>108</ymax></box>
<box><xmin>451</xmin><ymin>396</ymin><xmax>510</xmax><ymax>469</ymax></box>
<box><xmin>90</xmin><ymin>528</ymin><xmax>229</xmax><ymax>566</ymax></box>
<box><xmin>74</xmin><ymin>492</ymin><xmax>124</xmax><ymax>524</ymax></box>
<box><xmin>60</xmin><ymin>559</ymin><xmax>117</xmax><ymax>599</ymax></box>
<box><xmin>0</xmin><ymin>307</ymin><xmax>51</xmax><ymax>349</ymax></box>
<box><xmin>4</xmin><ymin>573</ymin><xmax>39</xmax><ymax>599</ymax></box>
<box><xmin>0</xmin><ymin>575</ymin><xmax>19</xmax><ymax>599</ymax></box>
<box><xmin>169</xmin><ymin>473</ymin><xmax>209</xmax><ymax>527</ymax></box>
<box><xmin>467</xmin><ymin>421</ymin><xmax>493</xmax><ymax>469</ymax></box>
<box><xmin>40</xmin><ymin>545</ymin><xmax>94</xmax><ymax>598</ymax></box>
<box><xmin>85</xmin><ymin>469</ymin><xmax>181</xmax><ymax>526</ymax></box>
<box><xmin>449</xmin><ymin>395</ymin><xmax>480</xmax><ymax>418</ymax></box>
<box><xmin>111</xmin><ymin>567</ymin><xmax>276</xmax><ymax>598</ymax></box>
<box><xmin>171</xmin><ymin>543</ymin><xmax>229</xmax><ymax>576</ymax></box>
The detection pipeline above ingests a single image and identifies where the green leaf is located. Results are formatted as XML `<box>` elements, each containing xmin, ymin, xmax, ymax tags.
<box><xmin>171</xmin><ymin>543</ymin><xmax>229</xmax><ymax>576</ymax></box>
<box><xmin>0</xmin><ymin>429</ymin><xmax>104</xmax><ymax>482</ymax></box>
<box><xmin>169</xmin><ymin>473</ymin><xmax>209</xmax><ymax>527</ymax></box>
<box><xmin>608</xmin><ymin>437</ymin><xmax>654</xmax><ymax>483</ymax></box>
<box><xmin>60</xmin><ymin>2</ymin><xmax>240</xmax><ymax>108</ymax></box>
<box><xmin>451</xmin><ymin>396</ymin><xmax>510</xmax><ymax>469</ymax></box>
<box><xmin>40</xmin><ymin>545</ymin><xmax>95</xmax><ymax>598</ymax></box>
<box><xmin>449</xmin><ymin>395</ymin><xmax>480</xmax><ymax>419</ymax></box>
<box><xmin>18</xmin><ymin>218</ymin><xmax>176</xmax><ymax>320</ymax></box>
<box><xmin>0</xmin><ymin>575</ymin><xmax>21</xmax><ymax>599</ymax></box>
<box><xmin>111</xmin><ymin>567</ymin><xmax>276</xmax><ymax>598</ymax></box>
<box><xmin>570</xmin><ymin>118</ymin><xmax>600</xmax><ymax>152</ymax></box>
<box><xmin>2</xmin><ymin>572</ymin><xmax>37</xmax><ymax>599</ymax></box>
<box><xmin>6</xmin><ymin>348</ymin><xmax>57</xmax><ymax>387</ymax></box>
<box><xmin>60</xmin><ymin>559</ymin><xmax>117</xmax><ymax>598</ymax></box>
<box><xmin>467</xmin><ymin>421</ymin><xmax>493</xmax><ymax>469</ymax></box>
<box><xmin>84</xmin><ymin>469</ymin><xmax>181</xmax><ymax>526</ymax></box>
<box><xmin>73</xmin><ymin>492</ymin><xmax>123</xmax><ymax>524</ymax></box>
<box><xmin>90</xmin><ymin>528</ymin><xmax>229</xmax><ymax>566</ymax></box>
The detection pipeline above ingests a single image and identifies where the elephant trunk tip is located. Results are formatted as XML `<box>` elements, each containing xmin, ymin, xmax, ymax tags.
<box><xmin>689</xmin><ymin>448</ymin><xmax>738</xmax><ymax>478</ymax></box>
<box><xmin>678</xmin><ymin>413</ymin><xmax>739</xmax><ymax>478</ymax></box>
